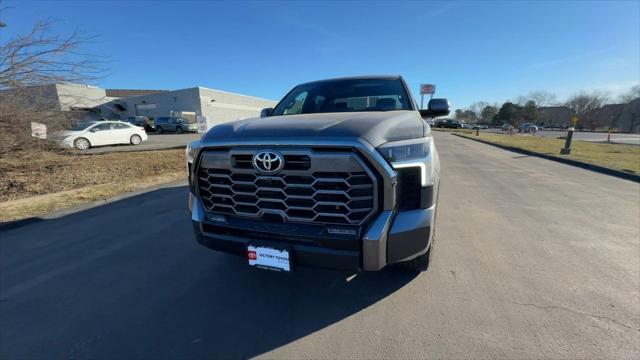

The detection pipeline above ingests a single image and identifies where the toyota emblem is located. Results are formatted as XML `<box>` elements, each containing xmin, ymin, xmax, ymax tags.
<box><xmin>252</xmin><ymin>150</ymin><xmax>284</xmax><ymax>173</ymax></box>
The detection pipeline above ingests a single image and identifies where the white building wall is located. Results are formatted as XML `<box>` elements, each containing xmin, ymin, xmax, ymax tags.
<box><xmin>115</xmin><ymin>88</ymin><xmax>201</xmax><ymax>119</ymax></box>
<box><xmin>111</xmin><ymin>87</ymin><xmax>275</xmax><ymax>129</ymax></box>
<box><xmin>198</xmin><ymin>87</ymin><xmax>276</xmax><ymax>128</ymax></box>
<box><xmin>55</xmin><ymin>83</ymin><xmax>111</xmax><ymax>110</ymax></box>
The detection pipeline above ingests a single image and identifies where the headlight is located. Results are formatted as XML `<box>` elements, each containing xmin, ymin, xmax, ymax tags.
<box><xmin>377</xmin><ymin>137</ymin><xmax>430</xmax><ymax>163</ymax></box>
<box><xmin>186</xmin><ymin>140</ymin><xmax>201</xmax><ymax>164</ymax></box>
<box><xmin>377</xmin><ymin>137</ymin><xmax>435</xmax><ymax>186</ymax></box>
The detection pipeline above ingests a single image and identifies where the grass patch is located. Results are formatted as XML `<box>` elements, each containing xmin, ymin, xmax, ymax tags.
<box><xmin>458</xmin><ymin>133</ymin><xmax>640</xmax><ymax>175</ymax></box>
<box><xmin>0</xmin><ymin>149</ymin><xmax>187</xmax><ymax>222</ymax></box>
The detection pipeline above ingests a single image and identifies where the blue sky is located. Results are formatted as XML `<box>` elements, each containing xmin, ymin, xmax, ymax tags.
<box><xmin>3</xmin><ymin>0</ymin><xmax>639</xmax><ymax>109</ymax></box>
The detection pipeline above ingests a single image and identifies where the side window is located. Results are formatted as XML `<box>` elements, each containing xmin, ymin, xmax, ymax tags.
<box><xmin>284</xmin><ymin>91</ymin><xmax>308</xmax><ymax>115</ymax></box>
<box><xmin>113</xmin><ymin>123</ymin><xmax>130</xmax><ymax>129</ymax></box>
<box><xmin>313</xmin><ymin>95</ymin><xmax>326</xmax><ymax>112</ymax></box>
<box><xmin>92</xmin><ymin>123</ymin><xmax>112</xmax><ymax>131</ymax></box>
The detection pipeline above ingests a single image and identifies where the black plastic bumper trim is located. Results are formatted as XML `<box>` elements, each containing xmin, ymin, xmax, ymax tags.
<box><xmin>193</xmin><ymin>221</ymin><xmax>361</xmax><ymax>271</ymax></box>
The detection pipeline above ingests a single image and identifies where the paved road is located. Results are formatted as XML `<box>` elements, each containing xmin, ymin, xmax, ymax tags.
<box><xmin>1</xmin><ymin>132</ymin><xmax>639</xmax><ymax>358</ymax></box>
<box><xmin>485</xmin><ymin>128</ymin><xmax>640</xmax><ymax>145</ymax></box>
<box><xmin>84</xmin><ymin>133</ymin><xmax>201</xmax><ymax>154</ymax></box>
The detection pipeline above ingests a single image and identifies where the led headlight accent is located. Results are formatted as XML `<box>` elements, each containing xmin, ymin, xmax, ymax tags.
<box><xmin>377</xmin><ymin>137</ymin><xmax>434</xmax><ymax>186</ymax></box>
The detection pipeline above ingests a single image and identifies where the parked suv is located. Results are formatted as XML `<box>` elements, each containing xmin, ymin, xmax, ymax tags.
<box><xmin>435</xmin><ymin>118</ymin><xmax>462</xmax><ymax>128</ymax></box>
<box><xmin>187</xmin><ymin>76</ymin><xmax>449</xmax><ymax>272</ymax></box>
<box><xmin>155</xmin><ymin>117</ymin><xmax>198</xmax><ymax>134</ymax></box>
<box><xmin>519</xmin><ymin>123</ymin><xmax>538</xmax><ymax>133</ymax></box>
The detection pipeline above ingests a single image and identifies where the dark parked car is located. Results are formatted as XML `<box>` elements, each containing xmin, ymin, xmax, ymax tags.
<box><xmin>125</xmin><ymin>116</ymin><xmax>152</xmax><ymax>131</ymax></box>
<box><xmin>436</xmin><ymin>119</ymin><xmax>463</xmax><ymax>129</ymax></box>
<box><xmin>155</xmin><ymin>117</ymin><xmax>198</xmax><ymax>134</ymax></box>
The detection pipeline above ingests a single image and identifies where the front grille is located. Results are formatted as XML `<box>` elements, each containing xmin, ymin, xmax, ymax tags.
<box><xmin>197</xmin><ymin>148</ymin><xmax>378</xmax><ymax>225</ymax></box>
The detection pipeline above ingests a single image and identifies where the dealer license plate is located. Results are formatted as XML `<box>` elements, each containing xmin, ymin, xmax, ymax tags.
<box><xmin>247</xmin><ymin>245</ymin><xmax>291</xmax><ymax>272</ymax></box>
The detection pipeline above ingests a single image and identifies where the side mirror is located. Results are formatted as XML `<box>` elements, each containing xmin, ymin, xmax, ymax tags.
<box><xmin>260</xmin><ymin>108</ymin><xmax>274</xmax><ymax>118</ymax></box>
<box><xmin>419</xmin><ymin>98</ymin><xmax>450</xmax><ymax>118</ymax></box>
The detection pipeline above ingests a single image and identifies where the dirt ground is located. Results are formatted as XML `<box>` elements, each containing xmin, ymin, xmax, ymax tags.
<box><xmin>0</xmin><ymin>149</ymin><xmax>187</xmax><ymax>221</ymax></box>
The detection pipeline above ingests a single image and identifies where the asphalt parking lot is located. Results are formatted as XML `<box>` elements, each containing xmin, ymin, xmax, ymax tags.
<box><xmin>1</xmin><ymin>132</ymin><xmax>638</xmax><ymax>359</ymax></box>
<box><xmin>83</xmin><ymin>133</ymin><xmax>201</xmax><ymax>154</ymax></box>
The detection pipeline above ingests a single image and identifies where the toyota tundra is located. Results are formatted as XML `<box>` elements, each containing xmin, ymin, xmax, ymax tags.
<box><xmin>187</xmin><ymin>76</ymin><xmax>449</xmax><ymax>272</ymax></box>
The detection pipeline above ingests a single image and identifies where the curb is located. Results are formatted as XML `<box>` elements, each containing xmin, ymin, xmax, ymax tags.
<box><xmin>80</xmin><ymin>144</ymin><xmax>187</xmax><ymax>155</ymax></box>
<box><xmin>452</xmin><ymin>133</ymin><xmax>640</xmax><ymax>183</ymax></box>
<box><xmin>0</xmin><ymin>180</ymin><xmax>188</xmax><ymax>231</ymax></box>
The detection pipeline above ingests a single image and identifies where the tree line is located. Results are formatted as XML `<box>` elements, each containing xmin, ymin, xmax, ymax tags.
<box><xmin>454</xmin><ymin>87</ymin><xmax>640</xmax><ymax>129</ymax></box>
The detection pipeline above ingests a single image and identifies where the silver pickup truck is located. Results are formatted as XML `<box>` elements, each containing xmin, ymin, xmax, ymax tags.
<box><xmin>187</xmin><ymin>76</ymin><xmax>449</xmax><ymax>272</ymax></box>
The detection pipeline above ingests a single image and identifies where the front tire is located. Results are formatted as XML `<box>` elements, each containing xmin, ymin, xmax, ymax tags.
<box><xmin>130</xmin><ymin>134</ymin><xmax>142</xmax><ymax>145</ymax></box>
<box><xmin>74</xmin><ymin>137</ymin><xmax>90</xmax><ymax>150</ymax></box>
<box><xmin>156</xmin><ymin>126</ymin><xmax>163</xmax><ymax>134</ymax></box>
<box><xmin>176</xmin><ymin>126</ymin><xmax>184</xmax><ymax>134</ymax></box>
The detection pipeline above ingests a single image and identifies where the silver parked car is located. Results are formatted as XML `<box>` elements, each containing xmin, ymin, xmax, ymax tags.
<box><xmin>519</xmin><ymin>123</ymin><xmax>538</xmax><ymax>133</ymax></box>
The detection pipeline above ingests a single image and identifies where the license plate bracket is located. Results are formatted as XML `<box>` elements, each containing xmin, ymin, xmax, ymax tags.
<box><xmin>247</xmin><ymin>245</ymin><xmax>292</xmax><ymax>272</ymax></box>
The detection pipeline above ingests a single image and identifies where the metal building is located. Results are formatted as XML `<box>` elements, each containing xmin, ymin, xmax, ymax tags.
<box><xmin>103</xmin><ymin>87</ymin><xmax>276</xmax><ymax>129</ymax></box>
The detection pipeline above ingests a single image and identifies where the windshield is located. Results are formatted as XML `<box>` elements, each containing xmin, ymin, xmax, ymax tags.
<box><xmin>71</xmin><ymin>122</ymin><xmax>96</xmax><ymax>131</ymax></box>
<box><xmin>271</xmin><ymin>78</ymin><xmax>412</xmax><ymax>116</ymax></box>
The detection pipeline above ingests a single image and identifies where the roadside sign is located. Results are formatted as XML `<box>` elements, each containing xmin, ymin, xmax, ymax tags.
<box><xmin>197</xmin><ymin>115</ymin><xmax>208</xmax><ymax>134</ymax></box>
<box><xmin>31</xmin><ymin>122</ymin><xmax>47</xmax><ymax>139</ymax></box>
<box><xmin>572</xmin><ymin>116</ymin><xmax>578</xmax><ymax>126</ymax></box>
<box><xmin>420</xmin><ymin>84</ymin><xmax>435</xmax><ymax>95</ymax></box>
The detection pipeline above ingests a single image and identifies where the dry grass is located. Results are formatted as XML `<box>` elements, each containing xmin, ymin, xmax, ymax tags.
<box><xmin>0</xmin><ymin>149</ymin><xmax>187</xmax><ymax>222</ymax></box>
<box><xmin>432</xmin><ymin>128</ymin><xmax>474</xmax><ymax>134</ymax></box>
<box><xmin>459</xmin><ymin>133</ymin><xmax>640</xmax><ymax>174</ymax></box>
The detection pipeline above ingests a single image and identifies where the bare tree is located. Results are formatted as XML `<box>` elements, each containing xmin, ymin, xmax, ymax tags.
<box><xmin>468</xmin><ymin>101</ymin><xmax>488</xmax><ymax>123</ymax></box>
<box><xmin>618</xmin><ymin>84</ymin><xmax>640</xmax><ymax>103</ymax></box>
<box><xmin>528</xmin><ymin>90</ymin><xmax>557</xmax><ymax>107</ymax></box>
<box><xmin>513</xmin><ymin>95</ymin><xmax>530</xmax><ymax>106</ymax></box>
<box><xmin>0</xmin><ymin>16</ymin><xmax>105</xmax><ymax>153</ymax></box>
<box><xmin>565</xmin><ymin>92</ymin><xmax>608</xmax><ymax>130</ymax></box>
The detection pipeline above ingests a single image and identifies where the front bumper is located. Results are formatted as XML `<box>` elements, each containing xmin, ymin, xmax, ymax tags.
<box><xmin>190</xmin><ymin>193</ymin><xmax>435</xmax><ymax>271</ymax></box>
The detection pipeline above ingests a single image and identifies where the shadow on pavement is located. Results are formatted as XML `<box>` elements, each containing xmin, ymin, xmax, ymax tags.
<box><xmin>0</xmin><ymin>186</ymin><xmax>417</xmax><ymax>359</ymax></box>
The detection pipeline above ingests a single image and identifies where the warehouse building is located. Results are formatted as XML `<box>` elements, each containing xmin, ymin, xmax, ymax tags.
<box><xmin>102</xmin><ymin>86</ymin><xmax>276</xmax><ymax>129</ymax></box>
<box><xmin>11</xmin><ymin>83</ymin><xmax>276</xmax><ymax>130</ymax></box>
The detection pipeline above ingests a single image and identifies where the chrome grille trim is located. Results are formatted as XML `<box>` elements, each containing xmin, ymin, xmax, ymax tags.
<box><xmin>197</xmin><ymin>147</ymin><xmax>379</xmax><ymax>225</ymax></box>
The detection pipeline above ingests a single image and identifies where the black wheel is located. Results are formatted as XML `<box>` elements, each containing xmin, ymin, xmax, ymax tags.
<box><xmin>176</xmin><ymin>126</ymin><xmax>184</xmax><ymax>134</ymax></box>
<box><xmin>156</xmin><ymin>126</ymin><xmax>163</xmax><ymax>134</ymax></box>
<box><xmin>130</xmin><ymin>134</ymin><xmax>142</xmax><ymax>145</ymax></box>
<box><xmin>74</xmin><ymin>137</ymin><xmax>91</xmax><ymax>150</ymax></box>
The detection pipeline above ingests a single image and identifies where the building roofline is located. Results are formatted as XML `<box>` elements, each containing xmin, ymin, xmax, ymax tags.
<box><xmin>196</xmin><ymin>86</ymin><xmax>276</xmax><ymax>102</ymax></box>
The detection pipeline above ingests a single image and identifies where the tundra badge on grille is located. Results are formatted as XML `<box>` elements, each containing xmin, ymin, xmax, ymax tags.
<box><xmin>252</xmin><ymin>150</ymin><xmax>284</xmax><ymax>174</ymax></box>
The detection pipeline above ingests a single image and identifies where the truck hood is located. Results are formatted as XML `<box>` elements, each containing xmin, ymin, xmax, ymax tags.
<box><xmin>202</xmin><ymin>111</ymin><xmax>425</xmax><ymax>148</ymax></box>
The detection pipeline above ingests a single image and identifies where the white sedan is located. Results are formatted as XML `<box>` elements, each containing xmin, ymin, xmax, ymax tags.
<box><xmin>54</xmin><ymin>121</ymin><xmax>148</xmax><ymax>150</ymax></box>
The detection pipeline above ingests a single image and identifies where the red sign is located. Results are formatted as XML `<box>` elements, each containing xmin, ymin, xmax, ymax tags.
<box><xmin>420</xmin><ymin>84</ymin><xmax>435</xmax><ymax>95</ymax></box>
